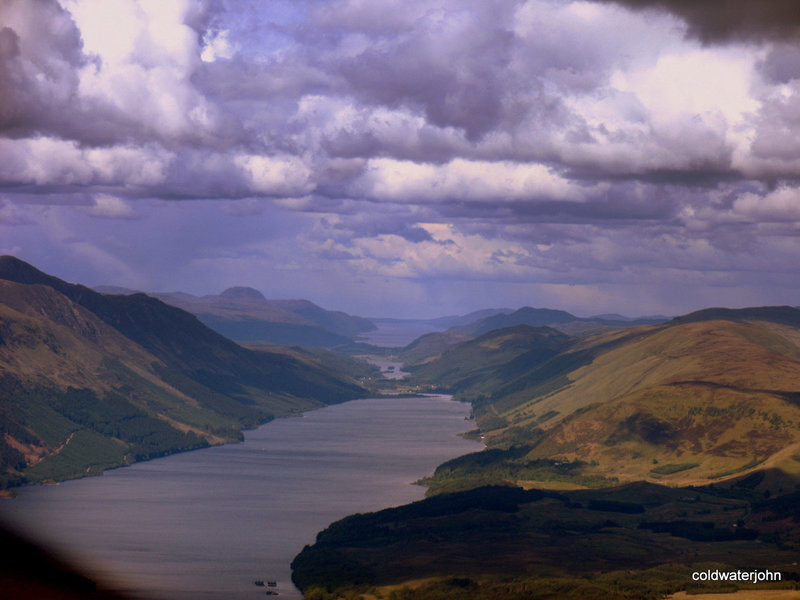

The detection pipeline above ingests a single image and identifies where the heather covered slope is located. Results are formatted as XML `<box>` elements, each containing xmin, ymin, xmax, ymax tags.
<box><xmin>0</xmin><ymin>257</ymin><xmax>369</xmax><ymax>487</ymax></box>
<box><xmin>411</xmin><ymin>308</ymin><xmax>800</xmax><ymax>491</ymax></box>
<box><xmin>509</xmin><ymin>315</ymin><xmax>800</xmax><ymax>487</ymax></box>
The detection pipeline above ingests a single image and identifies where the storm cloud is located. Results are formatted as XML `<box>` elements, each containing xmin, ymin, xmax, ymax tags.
<box><xmin>1</xmin><ymin>0</ymin><xmax>800</xmax><ymax>317</ymax></box>
<box><xmin>604</xmin><ymin>0</ymin><xmax>800</xmax><ymax>44</ymax></box>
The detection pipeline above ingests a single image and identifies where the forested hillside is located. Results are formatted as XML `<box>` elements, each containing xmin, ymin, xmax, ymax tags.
<box><xmin>0</xmin><ymin>257</ymin><xmax>369</xmax><ymax>488</ymax></box>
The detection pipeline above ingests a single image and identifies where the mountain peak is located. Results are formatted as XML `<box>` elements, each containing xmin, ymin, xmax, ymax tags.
<box><xmin>0</xmin><ymin>255</ymin><xmax>53</xmax><ymax>284</ymax></box>
<box><xmin>219</xmin><ymin>287</ymin><xmax>267</xmax><ymax>302</ymax></box>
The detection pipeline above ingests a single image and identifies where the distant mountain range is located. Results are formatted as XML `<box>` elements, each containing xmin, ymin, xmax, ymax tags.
<box><xmin>358</xmin><ymin>307</ymin><xmax>667</xmax><ymax>352</ymax></box>
<box><xmin>99</xmin><ymin>286</ymin><xmax>668</xmax><ymax>351</ymax></box>
<box><xmin>97</xmin><ymin>284</ymin><xmax>376</xmax><ymax>348</ymax></box>
<box><xmin>384</xmin><ymin>307</ymin><xmax>667</xmax><ymax>366</ymax></box>
<box><xmin>0</xmin><ymin>256</ymin><xmax>370</xmax><ymax>487</ymax></box>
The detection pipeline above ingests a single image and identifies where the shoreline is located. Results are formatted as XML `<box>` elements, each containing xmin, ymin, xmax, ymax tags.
<box><xmin>3</xmin><ymin>390</ymin><xmax>462</xmax><ymax>495</ymax></box>
<box><xmin>2</xmin><ymin>394</ymin><xmax>480</xmax><ymax>600</ymax></box>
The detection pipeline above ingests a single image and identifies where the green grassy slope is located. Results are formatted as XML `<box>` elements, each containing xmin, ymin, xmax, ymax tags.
<box><xmin>409</xmin><ymin>325</ymin><xmax>572</xmax><ymax>399</ymax></box>
<box><xmin>396</xmin><ymin>330</ymin><xmax>474</xmax><ymax>366</ymax></box>
<box><xmin>0</xmin><ymin>256</ymin><xmax>367</xmax><ymax>408</ymax></box>
<box><xmin>410</xmin><ymin>309</ymin><xmax>800</xmax><ymax>490</ymax></box>
<box><xmin>457</xmin><ymin>307</ymin><xmax>579</xmax><ymax>336</ymax></box>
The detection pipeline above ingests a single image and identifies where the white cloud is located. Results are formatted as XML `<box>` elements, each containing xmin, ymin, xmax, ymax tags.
<box><xmin>235</xmin><ymin>154</ymin><xmax>315</xmax><ymax>196</ymax></box>
<box><xmin>3</xmin><ymin>0</ymin><xmax>800</xmax><ymax>317</ymax></box>
<box><xmin>354</xmin><ymin>158</ymin><xmax>584</xmax><ymax>202</ymax></box>
<box><xmin>58</xmin><ymin>0</ymin><xmax>219</xmax><ymax>140</ymax></box>
<box><xmin>611</xmin><ymin>48</ymin><xmax>760</xmax><ymax>128</ymax></box>
<box><xmin>62</xmin><ymin>0</ymin><xmax>200</xmax><ymax>69</ymax></box>
<box><xmin>201</xmin><ymin>29</ymin><xmax>236</xmax><ymax>62</ymax></box>
<box><xmin>82</xmin><ymin>194</ymin><xmax>140</xmax><ymax>219</ymax></box>
<box><xmin>733</xmin><ymin>186</ymin><xmax>800</xmax><ymax>222</ymax></box>
<box><xmin>330</xmin><ymin>222</ymin><xmax>537</xmax><ymax>280</ymax></box>
<box><xmin>0</xmin><ymin>137</ymin><xmax>172</xmax><ymax>187</ymax></box>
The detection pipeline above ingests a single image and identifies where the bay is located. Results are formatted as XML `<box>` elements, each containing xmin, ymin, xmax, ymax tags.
<box><xmin>0</xmin><ymin>395</ymin><xmax>481</xmax><ymax>600</ymax></box>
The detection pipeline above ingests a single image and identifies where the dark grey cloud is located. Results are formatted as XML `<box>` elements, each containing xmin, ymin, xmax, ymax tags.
<box><xmin>603</xmin><ymin>0</ymin><xmax>800</xmax><ymax>44</ymax></box>
<box><xmin>758</xmin><ymin>44</ymin><xmax>800</xmax><ymax>85</ymax></box>
<box><xmin>0</xmin><ymin>0</ymin><xmax>764</xmax><ymax>198</ymax></box>
<box><xmin>0</xmin><ymin>0</ymin><xmax>246</xmax><ymax>150</ymax></box>
<box><xmin>279</xmin><ymin>1</ymin><xmax>529</xmax><ymax>145</ymax></box>
<box><xmin>0</xmin><ymin>0</ymin><xmax>84</xmax><ymax>138</ymax></box>
<box><xmin>433</xmin><ymin>182</ymin><xmax>686</xmax><ymax>227</ymax></box>
<box><xmin>750</xmin><ymin>96</ymin><xmax>800</xmax><ymax>163</ymax></box>
<box><xmin>333</xmin><ymin>26</ymin><xmax>517</xmax><ymax>142</ymax></box>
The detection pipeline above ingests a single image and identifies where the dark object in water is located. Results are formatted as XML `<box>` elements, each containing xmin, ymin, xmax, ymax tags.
<box><xmin>254</xmin><ymin>580</ymin><xmax>265</xmax><ymax>586</ymax></box>
<box><xmin>267</xmin><ymin>580</ymin><xmax>277</xmax><ymax>587</ymax></box>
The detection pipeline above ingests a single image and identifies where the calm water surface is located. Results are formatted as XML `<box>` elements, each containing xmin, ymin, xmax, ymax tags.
<box><xmin>367</xmin><ymin>359</ymin><xmax>410</xmax><ymax>380</ymax></box>
<box><xmin>0</xmin><ymin>395</ymin><xmax>481</xmax><ymax>600</ymax></box>
<box><xmin>357</xmin><ymin>320</ymin><xmax>444</xmax><ymax>346</ymax></box>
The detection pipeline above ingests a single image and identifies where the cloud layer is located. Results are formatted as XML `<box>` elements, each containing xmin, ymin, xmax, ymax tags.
<box><xmin>1</xmin><ymin>0</ymin><xmax>800</xmax><ymax>317</ymax></box>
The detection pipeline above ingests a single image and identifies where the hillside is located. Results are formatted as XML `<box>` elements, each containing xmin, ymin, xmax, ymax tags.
<box><xmin>0</xmin><ymin>257</ymin><xmax>369</xmax><ymax>488</ymax></box>
<box><xmin>410</xmin><ymin>308</ymin><xmax>800</xmax><ymax>491</ymax></box>
<box><xmin>291</xmin><ymin>482</ymin><xmax>800</xmax><ymax>599</ymax></box>
<box><xmin>294</xmin><ymin>308</ymin><xmax>800</xmax><ymax>599</ymax></box>
<box><xmin>427</xmin><ymin>308</ymin><xmax>515</xmax><ymax>329</ymax></box>
<box><xmin>395</xmin><ymin>330</ymin><xmax>473</xmax><ymax>366</ymax></box>
<box><xmin>456</xmin><ymin>307</ymin><xmax>579</xmax><ymax>336</ymax></box>
<box><xmin>409</xmin><ymin>325</ymin><xmax>573</xmax><ymax>399</ymax></box>
<box><xmin>358</xmin><ymin>307</ymin><xmax>665</xmax><ymax>369</ymax></box>
<box><xmin>455</xmin><ymin>306</ymin><xmax>666</xmax><ymax>338</ymax></box>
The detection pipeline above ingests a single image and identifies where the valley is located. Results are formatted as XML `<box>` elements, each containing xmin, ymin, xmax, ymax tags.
<box><xmin>290</xmin><ymin>307</ymin><xmax>800</xmax><ymax>599</ymax></box>
<box><xmin>6</xmin><ymin>1</ymin><xmax>800</xmax><ymax>598</ymax></box>
<box><xmin>3</xmin><ymin>256</ymin><xmax>800</xmax><ymax>600</ymax></box>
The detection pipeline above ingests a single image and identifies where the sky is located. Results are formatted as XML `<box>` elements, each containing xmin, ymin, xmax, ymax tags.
<box><xmin>1</xmin><ymin>0</ymin><xmax>800</xmax><ymax>319</ymax></box>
